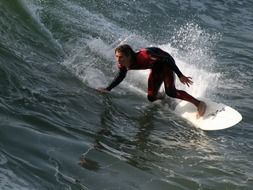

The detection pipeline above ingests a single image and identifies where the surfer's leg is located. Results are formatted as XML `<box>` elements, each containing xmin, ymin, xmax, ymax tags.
<box><xmin>147</xmin><ymin>69</ymin><xmax>164</xmax><ymax>102</ymax></box>
<box><xmin>163</xmin><ymin>67</ymin><xmax>206</xmax><ymax>117</ymax></box>
<box><xmin>176</xmin><ymin>89</ymin><xmax>206</xmax><ymax>117</ymax></box>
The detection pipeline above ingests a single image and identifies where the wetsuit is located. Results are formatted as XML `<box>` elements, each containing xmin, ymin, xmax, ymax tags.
<box><xmin>106</xmin><ymin>47</ymin><xmax>199</xmax><ymax>105</ymax></box>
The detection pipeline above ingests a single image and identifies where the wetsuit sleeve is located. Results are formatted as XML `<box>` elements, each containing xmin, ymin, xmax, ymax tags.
<box><xmin>106</xmin><ymin>68</ymin><xmax>127</xmax><ymax>91</ymax></box>
<box><xmin>166</xmin><ymin>58</ymin><xmax>184</xmax><ymax>78</ymax></box>
<box><xmin>146</xmin><ymin>47</ymin><xmax>184</xmax><ymax>78</ymax></box>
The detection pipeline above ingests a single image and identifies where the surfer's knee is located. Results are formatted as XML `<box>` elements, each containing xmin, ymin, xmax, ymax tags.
<box><xmin>165</xmin><ymin>89</ymin><xmax>177</xmax><ymax>98</ymax></box>
<box><xmin>147</xmin><ymin>94</ymin><xmax>156</xmax><ymax>102</ymax></box>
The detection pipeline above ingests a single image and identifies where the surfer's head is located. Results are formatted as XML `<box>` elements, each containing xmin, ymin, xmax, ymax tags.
<box><xmin>115</xmin><ymin>44</ymin><xmax>135</xmax><ymax>68</ymax></box>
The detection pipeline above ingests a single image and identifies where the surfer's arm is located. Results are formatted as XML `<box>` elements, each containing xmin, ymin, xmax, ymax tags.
<box><xmin>166</xmin><ymin>59</ymin><xmax>194</xmax><ymax>86</ymax></box>
<box><xmin>167</xmin><ymin>59</ymin><xmax>194</xmax><ymax>86</ymax></box>
<box><xmin>146</xmin><ymin>47</ymin><xmax>184</xmax><ymax>78</ymax></box>
<box><xmin>156</xmin><ymin>52</ymin><xmax>192</xmax><ymax>84</ymax></box>
<box><xmin>168</xmin><ymin>60</ymin><xmax>184</xmax><ymax>78</ymax></box>
<box><xmin>105</xmin><ymin>68</ymin><xmax>127</xmax><ymax>91</ymax></box>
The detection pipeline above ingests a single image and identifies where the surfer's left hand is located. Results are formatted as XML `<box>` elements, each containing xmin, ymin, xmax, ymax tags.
<box><xmin>179</xmin><ymin>76</ymin><xmax>193</xmax><ymax>87</ymax></box>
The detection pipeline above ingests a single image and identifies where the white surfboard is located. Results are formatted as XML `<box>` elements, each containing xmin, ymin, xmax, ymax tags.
<box><xmin>174</xmin><ymin>99</ymin><xmax>242</xmax><ymax>131</ymax></box>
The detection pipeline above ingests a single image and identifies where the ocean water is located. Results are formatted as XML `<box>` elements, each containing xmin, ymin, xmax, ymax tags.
<box><xmin>0</xmin><ymin>0</ymin><xmax>253</xmax><ymax>189</ymax></box>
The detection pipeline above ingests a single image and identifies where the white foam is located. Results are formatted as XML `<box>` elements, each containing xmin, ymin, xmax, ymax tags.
<box><xmin>173</xmin><ymin>58</ymin><xmax>219</xmax><ymax>98</ymax></box>
<box><xmin>82</xmin><ymin>68</ymin><xmax>107</xmax><ymax>89</ymax></box>
<box><xmin>87</xmin><ymin>38</ymin><xmax>115</xmax><ymax>62</ymax></box>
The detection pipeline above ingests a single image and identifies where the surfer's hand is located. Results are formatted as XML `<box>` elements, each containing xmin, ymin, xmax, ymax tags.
<box><xmin>179</xmin><ymin>76</ymin><xmax>193</xmax><ymax>87</ymax></box>
<box><xmin>97</xmin><ymin>87</ymin><xmax>109</xmax><ymax>93</ymax></box>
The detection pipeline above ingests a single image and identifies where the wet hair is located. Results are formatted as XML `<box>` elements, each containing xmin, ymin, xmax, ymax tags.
<box><xmin>115</xmin><ymin>44</ymin><xmax>136</xmax><ymax>60</ymax></box>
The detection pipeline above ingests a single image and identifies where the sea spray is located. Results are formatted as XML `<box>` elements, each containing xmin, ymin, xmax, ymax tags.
<box><xmin>62</xmin><ymin>21</ymin><xmax>220</xmax><ymax>100</ymax></box>
<box><xmin>127</xmin><ymin>23</ymin><xmax>221</xmax><ymax>99</ymax></box>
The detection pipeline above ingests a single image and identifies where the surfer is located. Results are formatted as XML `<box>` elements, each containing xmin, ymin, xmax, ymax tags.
<box><xmin>98</xmin><ymin>44</ymin><xmax>206</xmax><ymax>118</ymax></box>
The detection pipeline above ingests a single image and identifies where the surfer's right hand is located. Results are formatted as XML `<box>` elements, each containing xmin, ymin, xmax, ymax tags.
<box><xmin>96</xmin><ymin>87</ymin><xmax>109</xmax><ymax>93</ymax></box>
<box><xmin>179</xmin><ymin>76</ymin><xmax>193</xmax><ymax>87</ymax></box>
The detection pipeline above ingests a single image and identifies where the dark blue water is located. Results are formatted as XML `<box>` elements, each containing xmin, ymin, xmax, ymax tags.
<box><xmin>0</xmin><ymin>0</ymin><xmax>253</xmax><ymax>189</ymax></box>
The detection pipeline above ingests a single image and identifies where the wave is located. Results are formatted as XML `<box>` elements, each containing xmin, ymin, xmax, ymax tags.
<box><xmin>62</xmin><ymin>23</ymin><xmax>220</xmax><ymax>100</ymax></box>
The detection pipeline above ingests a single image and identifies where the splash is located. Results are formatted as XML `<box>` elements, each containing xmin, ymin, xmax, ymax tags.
<box><xmin>167</xmin><ymin>23</ymin><xmax>221</xmax><ymax>98</ymax></box>
<box><xmin>127</xmin><ymin>23</ymin><xmax>221</xmax><ymax>99</ymax></box>
<box><xmin>62</xmin><ymin>17</ymin><xmax>220</xmax><ymax>99</ymax></box>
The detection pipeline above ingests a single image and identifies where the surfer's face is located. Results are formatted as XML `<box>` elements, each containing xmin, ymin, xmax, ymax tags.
<box><xmin>115</xmin><ymin>51</ymin><xmax>131</xmax><ymax>68</ymax></box>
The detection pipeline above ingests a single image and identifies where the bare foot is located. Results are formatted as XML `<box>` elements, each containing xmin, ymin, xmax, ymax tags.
<box><xmin>196</xmin><ymin>101</ymin><xmax>207</xmax><ymax>119</ymax></box>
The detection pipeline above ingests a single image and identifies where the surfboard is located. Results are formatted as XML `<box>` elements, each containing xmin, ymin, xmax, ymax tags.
<box><xmin>174</xmin><ymin>99</ymin><xmax>242</xmax><ymax>131</ymax></box>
